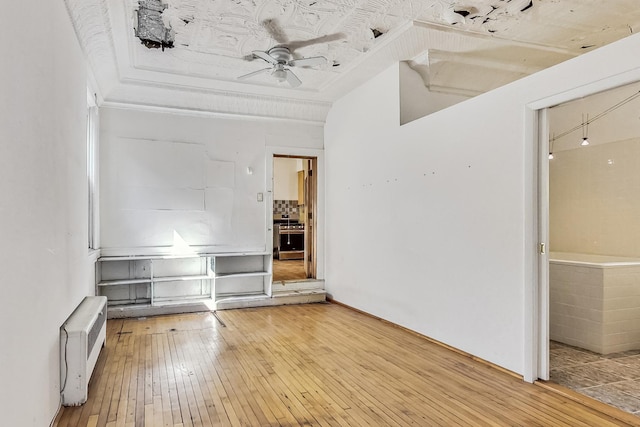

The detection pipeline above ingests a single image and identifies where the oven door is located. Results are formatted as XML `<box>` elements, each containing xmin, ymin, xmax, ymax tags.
<box><xmin>278</xmin><ymin>230</ymin><xmax>304</xmax><ymax>260</ymax></box>
<box><xmin>279</xmin><ymin>230</ymin><xmax>304</xmax><ymax>252</ymax></box>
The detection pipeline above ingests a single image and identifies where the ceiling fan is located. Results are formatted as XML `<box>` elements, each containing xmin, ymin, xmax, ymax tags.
<box><xmin>238</xmin><ymin>19</ymin><xmax>344</xmax><ymax>88</ymax></box>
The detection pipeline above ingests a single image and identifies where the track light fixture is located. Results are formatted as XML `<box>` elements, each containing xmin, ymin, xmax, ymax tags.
<box><xmin>581</xmin><ymin>113</ymin><xmax>590</xmax><ymax>146</ymax></box>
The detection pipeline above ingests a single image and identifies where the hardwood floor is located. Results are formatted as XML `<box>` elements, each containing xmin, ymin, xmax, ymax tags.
<box><xmin>272</xmin><ymin>259</ymin><xmax>306</xmax><ymax>282</ymax></box>
<box><xmin>55</xmin><ymin>303</ymin><xmax>635</xmax><ymax>426</ymax></box>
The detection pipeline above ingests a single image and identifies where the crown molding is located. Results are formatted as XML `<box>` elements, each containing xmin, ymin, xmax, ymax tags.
<box><xmin>104</xmin><ymin>80</ymin><xmax>332</xmax><ymax>123</ymax></box>
<box><xmin>63</xmin><ymin>0</ymin><xmax>120</xmax><ymax>97</ymax></box>
<box><xmin>100</xmin><ymin>100</ymin><xmax>328</xmax><ymax>126</ymax></box>
<box><xmin>64</xmin><ymin>0</ymin><xmax>334</xmax><ymax>123</ymax></box>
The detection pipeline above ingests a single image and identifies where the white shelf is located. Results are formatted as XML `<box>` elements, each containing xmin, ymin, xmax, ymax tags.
<box><xmin>215</xmin><ymin>271</ymin><xmax>270</xmax><ymax>279</ymax></box>
<box><xmin>215</xmin><ymin>291</ymin><xmax>269</xmax><ymax>299</ymax></box>
<box><xmin>99</xmin><ymin>254</ymin><xmax>203</xmax><ymax>261</ymax></box>
<box><xmin>97</xmin><ymin>251</ymin><xmax>272</xmax><ymax>315</ymax></box>
<box><xmin>98</xmin><ymin>278</ymin><xmax>151</xmax><ymax>286</ymax></box>
<box><xmin>154</xmin><ymin>274</ymin><xmax>213</xmax><ymax>283</ymax></box>
<box><xmin>213</xmin><ymin>253</ymin><xmax>272</xmax><ymax>300</ymax></box>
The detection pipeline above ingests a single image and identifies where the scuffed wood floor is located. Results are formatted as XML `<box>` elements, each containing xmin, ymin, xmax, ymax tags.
<box><xmin>55</xmin><ymin>303</ymin><xmax>634</xmax><ymax>426</ymax></box>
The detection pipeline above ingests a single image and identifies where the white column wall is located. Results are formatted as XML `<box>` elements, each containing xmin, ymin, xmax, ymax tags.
<box><xmin>324</xmin><ymin>33</ymin><xmax>640</xmax><ymax>375</ymax></box>
<box><xmin>0</xmin><ymin>2</ymin><xmax>92</xmax><ymax>425</ymax></box>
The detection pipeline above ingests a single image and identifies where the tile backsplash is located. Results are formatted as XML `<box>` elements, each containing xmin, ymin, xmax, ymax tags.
<box><xmin>274</xmin><ymin>199</ymin><xmax>299</xmax><ymax>216</ymax></box>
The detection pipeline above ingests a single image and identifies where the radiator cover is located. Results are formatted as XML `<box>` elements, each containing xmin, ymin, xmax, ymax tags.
<box><xmin>60</xmin><ymin>296</ymin><xmax>107</xmax><ymax>406</ymax></box>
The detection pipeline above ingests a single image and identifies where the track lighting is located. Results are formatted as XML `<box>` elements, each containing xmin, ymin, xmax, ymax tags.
<box><xmin>552</xmin><ymin>89</ymin><xmax>640</xmax><ymax>147</ymax></box>
<box><xmin>581</xmin><ymin>113</ymin><xmax>590</xmax><ymax>146</ymax></box>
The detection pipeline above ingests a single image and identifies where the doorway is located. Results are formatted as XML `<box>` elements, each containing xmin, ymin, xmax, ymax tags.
<box><xmin>538</xmin><ymin>80</ymin><xmax>640</xmax><ymax>416</ymax></box>
<box><xmin>272</xmin><ymin>155</ymin><xmax>317</xmax><ymax>282</ymax></box>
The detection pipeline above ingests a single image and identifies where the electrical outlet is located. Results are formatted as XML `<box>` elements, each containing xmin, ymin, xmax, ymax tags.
<box><xmin>257</xmin><ymin>192</ymin><xmax>263</xmax><ymax>202</ymax></box>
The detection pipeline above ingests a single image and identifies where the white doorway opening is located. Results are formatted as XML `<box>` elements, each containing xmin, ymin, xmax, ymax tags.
<box><xmin>266</xmin><ymin>147</ymin><xmax>325</xmax><ymax>291</ymax></box>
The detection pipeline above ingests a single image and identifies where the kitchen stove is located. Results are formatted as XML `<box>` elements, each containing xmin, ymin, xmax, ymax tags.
<box><xmin>274</xmin><ymin>221</ymin><xmax>304</xmax><ymax>260</ymax></box>
<box><xmin>279</xmin><ymin>223</ymin><xmax>305</xmax><ymax>231</ymax></box>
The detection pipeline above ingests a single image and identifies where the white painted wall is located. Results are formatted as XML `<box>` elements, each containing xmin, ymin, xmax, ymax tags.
<box><xmin>324</xmin><ymin>33</ymin><xmax>640</xmax><ymax>376</ymax></box>
<box><xmin>100</xmin><ymin>107</ymin><xmax>322</xmax><ymax>254</ymax></box>
<box><xmin>0</xmin><ymin>2</ymin><xmax>93</xmax><ymax>426</ymax></box>
<box><xmin>274</xmin><ymin>157</ymin><xmax>300</xmax><ymax>201</ymax></box>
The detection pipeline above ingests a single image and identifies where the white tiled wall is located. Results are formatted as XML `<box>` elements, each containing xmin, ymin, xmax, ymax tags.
<box><xmin>550</xmin><ymin>261</ymin><xmax>640</xmax><ymax>353</ymax></box>
<box><xmin>550</xmin><ymin>138</ymin><xmax>640</xmax><ymax>257</ymax></box>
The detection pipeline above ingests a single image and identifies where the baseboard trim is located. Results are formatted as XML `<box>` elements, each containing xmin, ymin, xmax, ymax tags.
<box><xmin>326</xmin><ymin>297</ymin><xmax>522</xmax><ymax>380</ymax></box>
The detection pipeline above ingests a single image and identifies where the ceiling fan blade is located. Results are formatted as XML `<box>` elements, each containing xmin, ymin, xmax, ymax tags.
<box><xmin>284</xmin><ymin>69</ymin><xmax>302</xmax><ymax>88</ymax></box>
<box><xmin>289</xmin><ymin>56</ymin><xmax>327</xmax><ymax>68</ymax></box>
<box><xmin>237</xmin><ymin>68</ymin><xmax>272</xmax><ymax>81</ymax></box>
<box><xmin>287</xmin><ymin>32</ymin><xmax>345</xmax><ymax>51</ymax></box>
<box><xmin>252</xmin><ymin>51</ymin><xmax>278</xmax><ymax>65</ymax></box>
<box><xmin>261</xmin><ymin>19</ymin><xmax>289</xmax><ymax>44</ymax></box>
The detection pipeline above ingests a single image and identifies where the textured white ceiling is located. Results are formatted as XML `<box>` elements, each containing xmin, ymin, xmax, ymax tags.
<box><xmin>64</xmin><ymin>0</ymin><xmax>640</xmax><ymax>122</ymax></box>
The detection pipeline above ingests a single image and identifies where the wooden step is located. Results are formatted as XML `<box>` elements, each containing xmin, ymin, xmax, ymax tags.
<box><xmin>216</xmin><ymin>289</ymin><xmax>326</xmax><ymax>310</ymax></box>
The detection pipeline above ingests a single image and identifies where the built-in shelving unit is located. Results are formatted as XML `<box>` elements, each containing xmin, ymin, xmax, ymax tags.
<box><xmin>214</xmin><ymin>253</ymin><xmax>272</xmax><ymax>299</ymax></box>
<box><xmin>96</xmin><ymin>252</ymin><xmax>273</xmax><ymax>317</ymax></box>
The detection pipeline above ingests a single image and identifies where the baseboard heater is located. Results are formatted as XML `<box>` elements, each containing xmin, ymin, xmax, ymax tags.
<box><xmin>60</xmin><ymin>296</ymin><xmax>107</xmax><ymax>406</ymax></box>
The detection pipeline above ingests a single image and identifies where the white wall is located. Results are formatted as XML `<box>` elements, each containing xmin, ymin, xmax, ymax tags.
<box><xmin>274</xmin><ymin>157</ymin><xmax>300</xmax><ymax>201</ymax></box>
<box><xmin>324</xmin><ymin>33</ymin><xmax>640</xmax><ymax>376</ymax></box>
<box><xmin>100</xmin><ymin>107</ymin><xmax>322</xmax><ymax>254</ymax></box>
<box><xmin>0</xmin><ymin>2</ymin><xmax>93</xmax><ymax>426</ymax></box>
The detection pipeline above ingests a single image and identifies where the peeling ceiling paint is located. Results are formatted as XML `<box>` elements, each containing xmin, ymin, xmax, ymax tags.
<box><xmin>136</xmin><ymin>0</ymin><xmax>174</xmax><ymax>50</ymax></box>
<box><xmin>65</xmin><ymin>0</ymin><xmax>640</xmax><ymax>121</ymax></box>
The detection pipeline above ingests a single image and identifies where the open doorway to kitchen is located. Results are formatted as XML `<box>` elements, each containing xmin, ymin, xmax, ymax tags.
<box><xmin>541</xmin><ymin>80</ymin><xmax>640</xmax><ymax>417</ymax></box>
<box><xmin>272</xmin><ymin>155</ymin><xmax>317</xmax><ymax>283</ymax></box>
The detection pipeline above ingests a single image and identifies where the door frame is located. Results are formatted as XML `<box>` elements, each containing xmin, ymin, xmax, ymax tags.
<box><xmin>525</xmin><ymin>69</ymin><xmax>640</xmax><ymax>383</ymax></box>
<box><xmin>266</xmin><ymin>146</ymin><xmax>325</xmax><ymax>281</ymax></box>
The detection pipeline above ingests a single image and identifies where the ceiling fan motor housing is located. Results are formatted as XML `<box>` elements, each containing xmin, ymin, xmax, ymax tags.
<box><xmin>268</xmin><ymin>47</ymin><xmax>293</xmax><ymax>63</ymax></box>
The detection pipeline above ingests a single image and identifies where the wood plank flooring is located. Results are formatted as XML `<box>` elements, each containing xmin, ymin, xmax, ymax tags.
<box><xmin>55</xmin><ymin>303</ymin><xmax>637</xmax><ymax>426</ymax></box>
<box><xmin>272</xmin><ymin>259</ymin><xmax>307</xmax><ymax>282</ymax></box>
